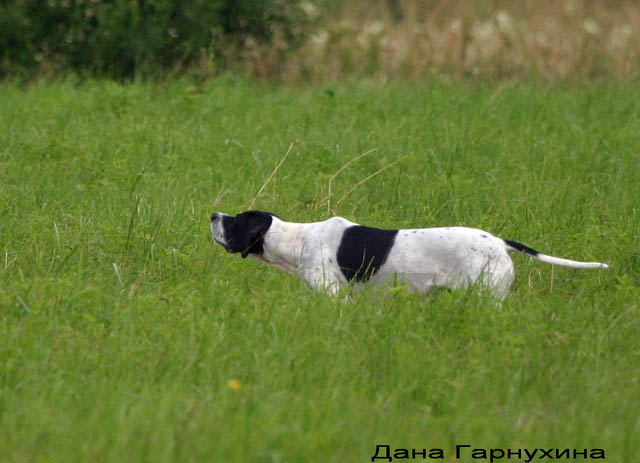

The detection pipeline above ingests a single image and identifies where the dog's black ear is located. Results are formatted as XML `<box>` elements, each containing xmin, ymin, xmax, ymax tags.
<box><xmin>230</xmin><ymin>211</ymin><xmax>273</xmax><ymax>258</ymax></box>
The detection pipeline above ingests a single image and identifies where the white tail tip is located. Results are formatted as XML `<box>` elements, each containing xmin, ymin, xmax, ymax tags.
<box><xmin>537</xmin><ymin>254</ymin><xmax>609</xmax><ymax>269</ymax></box>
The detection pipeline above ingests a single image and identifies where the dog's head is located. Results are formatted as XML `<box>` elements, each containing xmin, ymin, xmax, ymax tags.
<box><xmin>210</xmin><ymin>210</ymin><xmax>275</xmax><ymax>258</ymax></box>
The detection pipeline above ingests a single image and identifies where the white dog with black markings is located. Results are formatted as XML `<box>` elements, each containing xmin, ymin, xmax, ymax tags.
<box><xmin>210</xmin><ymin>210</ymin><xmax>608</xmax><ymax>299</ymax></box>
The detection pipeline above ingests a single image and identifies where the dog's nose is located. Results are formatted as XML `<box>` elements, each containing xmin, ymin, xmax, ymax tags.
<box><xmin>211</xmin><ymin>213</ymin><xmax>220</xmax><ymax>222</ymax></box>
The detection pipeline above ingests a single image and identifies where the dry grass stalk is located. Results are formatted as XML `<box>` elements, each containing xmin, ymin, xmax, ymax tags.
<box><xmin>248</xmin><ymin>142</ymin><xmax>294</xmax><ymax>209</ymax></box>
<box><xmin>239</xmin><ymin>0</ymin><xmax>640</xmax><ymax>82</ymax></box>
<box><xmin>334</xmin><ymin>156</ymin><xmax>407</xmax><ymax>211</ymax></box>
<box><xmin>326</xmin><ymin>148</ymin><xmax>377</xmax><ymax>213</ymax></box>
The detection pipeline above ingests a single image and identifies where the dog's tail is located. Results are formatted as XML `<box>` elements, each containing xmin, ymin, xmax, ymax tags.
<box><xmin>503</xmin><ymin>239</ymin><xmax>609</xmax><ymax>269</ymax></box>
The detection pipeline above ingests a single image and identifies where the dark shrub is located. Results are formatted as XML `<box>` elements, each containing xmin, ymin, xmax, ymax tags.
<box><xmin>0</xmin><ymin>0</ymin><xmax>312</xmax><ymax>79</ymax></box>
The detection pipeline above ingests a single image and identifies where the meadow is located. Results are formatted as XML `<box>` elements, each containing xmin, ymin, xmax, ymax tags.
<box><xmin>0</xmin><ymin>77</ymin><xmax>639</xmax><ymax>462</ymax></box>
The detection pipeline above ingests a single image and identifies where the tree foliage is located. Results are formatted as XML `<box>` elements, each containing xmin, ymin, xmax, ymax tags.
<box><xmin>0</xmin><ymin>0</ymin><xmax>311</xmax><ymax>79</ymax></box>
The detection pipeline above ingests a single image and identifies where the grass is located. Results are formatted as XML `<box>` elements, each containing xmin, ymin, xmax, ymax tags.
<box><xmin>0</xmin><ymin>77</ymin><xmax>639</xmax><ymax>462</ymax></box>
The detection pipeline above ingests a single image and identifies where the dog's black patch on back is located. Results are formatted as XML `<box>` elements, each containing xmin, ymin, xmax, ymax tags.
<box><xmin>337</xmin><ymin>226</ymin><xmax>398</xmax><ymax>282</ymax></box>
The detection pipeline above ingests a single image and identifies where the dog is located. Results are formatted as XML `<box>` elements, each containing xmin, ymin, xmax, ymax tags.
<box><xmin>210</xmin><ymin>210</ymin><xmax>608</xmax><ymax>299</ymax></box>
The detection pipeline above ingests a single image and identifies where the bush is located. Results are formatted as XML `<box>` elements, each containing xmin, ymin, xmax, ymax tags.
<box><xmin>0</xmin><ymin>0</ymin><xmax>312</xmax><ymax>79</ymax></box>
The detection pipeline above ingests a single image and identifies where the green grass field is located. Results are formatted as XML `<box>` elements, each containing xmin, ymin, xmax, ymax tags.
<box><xmin>1</xmin><ymin>77</ymin><xmax>638</xmax><ymax>462</ymax></box>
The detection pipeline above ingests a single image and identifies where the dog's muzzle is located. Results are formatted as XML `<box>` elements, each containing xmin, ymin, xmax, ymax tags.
<box><xmin>210</xmin><ymin>213</ymin><xmax>230</xmax><ymax>250</ymax></box>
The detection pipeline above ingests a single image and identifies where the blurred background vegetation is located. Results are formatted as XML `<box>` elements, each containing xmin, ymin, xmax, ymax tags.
<box><xmin>1</xmin><ymin>0</ymin><xmax>639</xmax><ymax>82</ymax></box>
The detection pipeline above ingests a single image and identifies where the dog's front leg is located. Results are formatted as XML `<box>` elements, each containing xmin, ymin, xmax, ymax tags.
<box><xmin>301</xmin><ymin>268</ymin><xmax>344</xmax><ymax>295</ymax></box>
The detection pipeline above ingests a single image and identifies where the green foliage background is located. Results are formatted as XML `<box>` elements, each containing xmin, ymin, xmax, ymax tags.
<box><xmin>0</xmin><ymin>0</ymin><xmax>309</xmax><ymax>79</ymax></box>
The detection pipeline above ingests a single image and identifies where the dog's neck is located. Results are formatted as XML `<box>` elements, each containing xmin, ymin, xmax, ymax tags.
<box><xmin>252</xmin><ymin>217</ymin><xmax>312</xmax><ymax>275</ymax></box>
